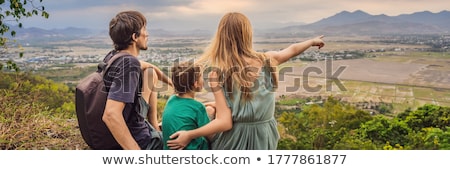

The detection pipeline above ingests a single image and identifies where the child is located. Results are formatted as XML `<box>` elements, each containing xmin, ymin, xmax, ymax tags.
<box><xmin>161</xmin><ymin>61</ymin><xmax>215</xmax><ymax>150</ymax></box>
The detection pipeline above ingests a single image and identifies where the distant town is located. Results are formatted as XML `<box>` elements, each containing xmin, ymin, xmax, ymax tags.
<box><xmin>1</xmin><ymin>34</ymin><xmax>448</xmax><ymax>72</ymax></box>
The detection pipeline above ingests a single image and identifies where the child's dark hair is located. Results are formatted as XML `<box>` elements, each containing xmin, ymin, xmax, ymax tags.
<box><xmin>171</xmin><ymin>61</ymin><xmax>201</xmax><ymax>94</ymax></box>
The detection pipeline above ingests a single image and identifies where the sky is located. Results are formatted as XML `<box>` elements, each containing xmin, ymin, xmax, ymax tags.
<box><xmin>19</xmin><ymin>0</ymin><xmax>450</xmax><ymax>31</ymax></box>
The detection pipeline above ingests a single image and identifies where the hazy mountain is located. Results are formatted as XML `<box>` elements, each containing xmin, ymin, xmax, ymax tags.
<box><xmin>11</xmin><ymin>26</ymin><xmax>97</xmax><ymax>42</ymax></box>
<box><xmin>311</xmin><ymin>10</ymin><xmax>374</xmax><ymax>27</ymax></box>
<box><xmin>279</xmin><ymin>10</ymin><xmax>450</xmax><ymax>36</ymax></box>
<box><xmin>7</xmin><ymin>10</ymin><xmax>450</xmax><ymax>41</ymax></box>
<box><xmin>396</xmin><ymin>11</ymin><xmax>450</xmax><ymax>30</ymax></box>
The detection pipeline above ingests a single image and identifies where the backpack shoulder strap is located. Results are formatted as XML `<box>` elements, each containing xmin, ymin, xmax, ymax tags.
<box><xmin>101</xmin><ymin>51</ymin><xmax>132</xmax><ymax>76</ymax></box>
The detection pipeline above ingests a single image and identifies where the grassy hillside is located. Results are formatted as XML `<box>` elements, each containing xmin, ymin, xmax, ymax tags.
<box><xmin>2</xmin><ymin>71</ymin><xmax>449</xmax><ymax>150</ymax></box>
<box><xmin>0</xmin><ymin>72</ymin><xmax>89</xmax><ymax>149</ymax></box>
<box><xmin>0</xmin><ymin>71</ymin><xmax>168</xmax><ymax>150</ymax></box>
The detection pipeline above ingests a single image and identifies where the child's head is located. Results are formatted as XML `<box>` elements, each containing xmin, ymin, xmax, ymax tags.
<box><xmin>171</xmin><ymin>61</ymin><xmax>203</xmax><ymax>95</ymax></box>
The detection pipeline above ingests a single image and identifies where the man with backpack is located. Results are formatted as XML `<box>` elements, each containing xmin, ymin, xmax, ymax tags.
<box><xmin>100</xmin><ymin>10</ymin><xmax>167</xmax><ymax>150</ymax></box>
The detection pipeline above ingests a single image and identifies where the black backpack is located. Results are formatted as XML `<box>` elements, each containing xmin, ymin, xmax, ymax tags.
<box><xmin>75</xmin><ymin>51</ymin><xmax>128</xmax><ymax>149</ymax></box>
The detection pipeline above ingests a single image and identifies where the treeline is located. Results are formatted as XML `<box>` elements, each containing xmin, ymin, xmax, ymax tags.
<box><xmin>277</xmin><ymin>97</ymin><xmax>450</xmax><ymax>150</ymax></box>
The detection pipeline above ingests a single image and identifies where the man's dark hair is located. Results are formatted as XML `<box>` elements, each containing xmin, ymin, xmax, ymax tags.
<box><xmin>171</xmin><ymin>61</ymin><xmax>201</xmax><ymax>94</ymax></box>
<box><xmin>109</xmin><ymin>11</ymin><xmax>147</xmax><ymax>50</ymax></box>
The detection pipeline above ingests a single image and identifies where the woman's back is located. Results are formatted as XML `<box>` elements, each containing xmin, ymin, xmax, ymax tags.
<box><xmin>211</xmin><ymin>62</ymin><xmax>280</xmax><ymax>150</ymax></box>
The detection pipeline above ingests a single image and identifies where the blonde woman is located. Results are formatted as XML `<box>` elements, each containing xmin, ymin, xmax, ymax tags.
<box><xmin>167</xmin><ymin>12</ymin><xmax>324</xmax><ymax>150</ymax></box>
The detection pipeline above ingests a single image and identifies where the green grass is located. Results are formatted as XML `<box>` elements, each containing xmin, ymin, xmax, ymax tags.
<box><xmin>413</xmin><ymin>87</ymin><xmax>435</xmax><ymax>100</ymax></box>
<box><xmin>277</xmin><ymin>98</ymin><xmax>306</xmax><ymax>106</ymax></box>
<box><xmin>370</xmin><ymin>51</ymin><xmax>450</xmax><ymax>63</ymax></box>
<box><xmin>34</xmin><ymin>66</ymin><xmax>97</xmax><ymax>82</ymax></box>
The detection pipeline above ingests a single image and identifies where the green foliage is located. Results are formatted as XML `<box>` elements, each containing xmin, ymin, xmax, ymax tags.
<box><xmin>420</xmin><ymin>127</ymin><xmax>450</xmax><ymax>149</ymax></box>
<box><xmin>34</xmin><ymin>65</ymin><xmax>98</xmax><ymax>88</ymax></box>
<box><xmin>358</xmin><ymin>116</ymin><xmax>411</xmax><ymax>147</ymax></box>
<box><xmin>276</xmin><ymin>98</ymin><xmax>305</xmax><ymax>106</ymax></box>
<box><xmin>156</xmin><ymin>97</ymin><xmax>168</xmax><ymax>122</ymax></box>
<box><xmin>0</xmin><ymin>0</ymin><xmax>49</xmax><ymax>71</ymax></box>
<box><xmin>378</xmin><ymin>103</ymin><xmax>393</xmax><ymax>114</ymax></box>
<box><xmin>333</xmin><ymin>133</ymin><xmax>377</xmax><ymax>150</ymax></box>
<box><xmin>0</xmin><ymin>0</ymin><xmax>49</xmax><ymax>37</ymax></box>
<box><xmin>276</xmin><ymin>96</ymin><xmax>450</xmax><ymax>150</ymax></box>
<box><xmin>401</xmin><ymin>104</ymin><xmax>450</xmax><ymax>131</ymax></box>
<box><xmin>3</xmin><ymin>60</ymin><xmax>19</xmax><ymax>72</ymax></box>
<box><xmin>1</xmin><ymin>72</ymin><xmax>74</xmax><ymax>110</ymax></box>
<box><xmin>406</xmin><ymin>127</ymin><xmax>450</xmax><ymax>150</ymax></box>
<box><xmin>0</xmin><ymin>72</ymin><xmax>88</xmax><ymax>149</ymax></box>
<box><xmin>277</xmin><ymin>96</ymin><xmax>373</xmax><ymax>149</ymax></box>
<box><xmin>383</xmin><ymin>142</ymin><xmax>404</xmax><ymax>150</ymax></box>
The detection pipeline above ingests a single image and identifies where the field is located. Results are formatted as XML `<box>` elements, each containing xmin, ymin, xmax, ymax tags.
<box><xmin>276</xmin><ymin>52</ymin><xmax>449</xmax><ymax>113</ymax></box>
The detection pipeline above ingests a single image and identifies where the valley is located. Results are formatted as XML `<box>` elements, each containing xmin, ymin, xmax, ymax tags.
<box><xmin>3</xmin><ymin>33</ymin><xmax>448</xmax><ymax>115</ymax></box>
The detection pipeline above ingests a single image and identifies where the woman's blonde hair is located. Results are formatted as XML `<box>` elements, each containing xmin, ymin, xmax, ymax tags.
<box><xmin>197</xmin><ymin>12</ymin><xmax>277</xmax><ymax>101</ymax></box>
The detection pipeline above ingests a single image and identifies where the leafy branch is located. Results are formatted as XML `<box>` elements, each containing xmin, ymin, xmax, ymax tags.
<box><xmin>0</xmin><ymin>0</ymin><xmax>49</xmax><ymax>72</ymax></box>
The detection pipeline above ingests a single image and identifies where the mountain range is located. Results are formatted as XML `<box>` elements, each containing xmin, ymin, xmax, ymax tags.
<box><xmin>267</xmin><ymin>10</ymin><xmax>450</xmax><ymax>37</ymax></box>
<box><xmin>10</xmin><ymin>10</ymin><xmax>450</xmax><ymax>40</ymax></box>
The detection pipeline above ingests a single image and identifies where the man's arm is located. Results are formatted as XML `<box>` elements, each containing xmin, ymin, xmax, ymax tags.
<box><xmin>102</xmin><ymin>99</ymin><xmax>141</xmax><ymax>150</ymax></box>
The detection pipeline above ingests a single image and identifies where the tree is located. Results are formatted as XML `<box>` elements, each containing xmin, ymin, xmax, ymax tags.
<box><xmin>358</xmin><ymin>115</ymin><xmax>411</xmax><ymax>147</ymax></box>
<box><xmin>0</xmin><ymin>0</ymin><xmax>49</xmax><ymax>71</ymax></box>
<box><xmin>402</xmin><ymin>104</ymin><xmax>450</xmax><ymax>131</ymax></box>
